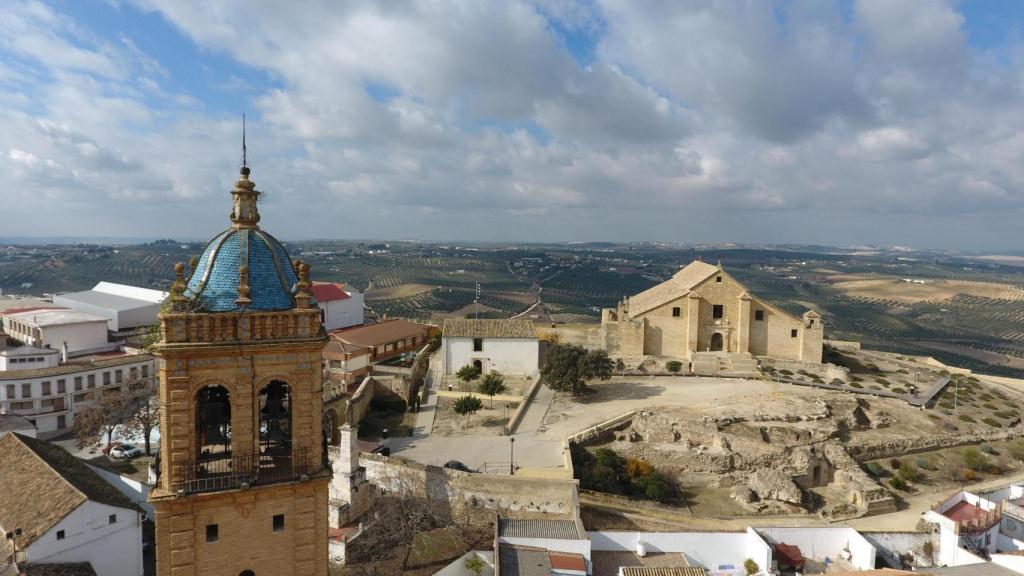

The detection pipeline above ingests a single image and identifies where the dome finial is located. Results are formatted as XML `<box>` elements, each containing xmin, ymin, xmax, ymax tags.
<box><xmin>230</xmin><ymin>120</ymin><xmax>260</xmax><ymax>229</ymax></box>
<box><xmin>240</xmin><ymin>112</ymin><xmax>250</xmax><ymax>177</ymax></box>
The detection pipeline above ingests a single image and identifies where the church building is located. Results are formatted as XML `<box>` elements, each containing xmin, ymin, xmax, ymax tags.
<box><xmin>601</xmin><ymin>260</ymin><xmax>822</xmax><ymax>363</ymax></box>
<box><xmin>148</xmin><ymin>160</ymin><xmax>330</xmax><ymax>576</ymax></box>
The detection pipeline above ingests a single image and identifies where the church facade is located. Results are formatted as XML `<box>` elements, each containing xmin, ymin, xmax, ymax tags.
<box><xmin>148</xmin><ymin>162</ymin><xmax>330</xmax><ymax>576</ymax></box>
<box><xmin>601</xmin><ymin>260</ymin><xmax>822</xmax><ymax>363</ymax></box>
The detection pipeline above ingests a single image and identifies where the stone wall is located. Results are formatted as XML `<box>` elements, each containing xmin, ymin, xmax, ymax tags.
<box><xmin>360</xmin><ymin>453</ymin><xmax>577</xmax><ymax>515</ymax></box>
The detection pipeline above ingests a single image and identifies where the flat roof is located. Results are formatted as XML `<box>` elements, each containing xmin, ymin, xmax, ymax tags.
<box><xmin>331</xmin><ymin>319</ymin><xmax>431</xmax><ymax>348</ymax></box>
<box><xmin>0</xmin><ymin>345</ymin><xmax>59</xmax><ymax>357</ymax></box>
<box><xmin>4</xmin><ymin>308</ymin><xmax>109</xmax><ymax>327</ymax></box>
<box><xmin>0</xmin><ymin>353</ymin><xmax>153</xmax><ymax>380</ymax></box>
<box><xmin>55</xmin><ymin>289</ymin><xmax>160</xmax><ymax>313</ymax></box>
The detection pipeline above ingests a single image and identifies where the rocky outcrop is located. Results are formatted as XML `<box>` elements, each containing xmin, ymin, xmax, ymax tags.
<box><xmin>748</xmin><ymin>469</ymin><xmax>804</xmax><ymax>505</ymax></box>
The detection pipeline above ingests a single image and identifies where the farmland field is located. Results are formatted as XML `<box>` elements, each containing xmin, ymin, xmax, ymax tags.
<box><xmin>6</xmin><ymin>239</ymin><xmax>1024</xmax><ymax>377</ymax></box>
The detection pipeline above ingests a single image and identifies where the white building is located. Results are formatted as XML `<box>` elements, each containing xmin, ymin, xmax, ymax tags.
<box><xmin>442</xmin><ymin>319</ymin><xmax>539</xmax><ymax>377</ymax></box>
<box><xmin>53</xmin><ymin>282</ymin><xmax>166</xmax><ymax>332</ymax></box>
<box><xmin>312</xmin><ymin>282</ymin><xmax>364</xmax><ymax>331</ymax></box>
<box><xmin>0</xmin><ymin>345</ymin><xmax>59</xmax><ymax>371</ymax></box>
<box><xmin>0</xmin><ymin>433</ymin><xmax>144</xmax><ymax>576</ymax></box>
<box><xmin>0</xmin><ymin>353</ymin><xmax>156</xmax><ymax>435</ymax></box>
<box><xmin>1</xmin><ymin>308</ymin><xmax>112</xmax><ymax>356</ymax></box>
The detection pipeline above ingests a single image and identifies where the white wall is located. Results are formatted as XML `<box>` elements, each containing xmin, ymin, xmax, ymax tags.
<box><xmin>26</xmin><ymin>500</ymin><xmax>143</xmax><ymax>576</ymax></box>
<box><xmin>86</xmin><ymin>464</ymin><xmax>154</xmax><ymax>516</ymax></box>
<box><xmin>499</xmin><ymin>536</ymin><xmax>590</xmax><ymax>562</ymax></box>
<box><xmin>756</xmin><ymin>527</ymin><xmax>875</xmax><ymax>571</ymax></box>
<box><xmin>923</xmin><ymin>510</ymin><xmax>989</xmax><ymax>567</ymax></box>
<box><xmin>444</xmin><ymin>337</ymin><xmax>538</xmax><ymax>377</ymax></box>
<box><xmin>590</xmin><ymin>531</ymin><xmax>769</xmax><ymax>576</ymax></box>
<box><xmin>40</xmin><ymin>322</ymin><xmax>109</xmax><ymax>354</ymax></box>
<box><xmin>992</xmin><ymin>553</ymin><xmax>1024</xmax><ymax>574</ymax></box>
<box><xmin>321</xmin><ymin>293</ymin><xmax>364</xmax><ymax>331</ymax></box>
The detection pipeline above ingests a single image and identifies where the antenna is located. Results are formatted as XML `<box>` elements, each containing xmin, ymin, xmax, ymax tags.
<box><xmin>242</xmin><ymin>112</ymin><xmax>247</xmax><ymax>168</ymax></box>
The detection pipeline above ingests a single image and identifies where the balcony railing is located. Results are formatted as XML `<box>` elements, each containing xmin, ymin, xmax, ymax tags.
<box><xmin>171</xmin><ymin>448</ymin><xmax>309</xmax><ymax>494</ymax></box>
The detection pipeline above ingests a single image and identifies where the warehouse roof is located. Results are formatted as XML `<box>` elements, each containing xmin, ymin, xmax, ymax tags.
<box><xmin>54</xmin><ymin>290</ymin><xmax>159</xmax><ymax>313</ymax></box>
<box><xmin>443</xmin><ymin>319</ymin><xmax>537</xmax><ymax>339</ymax></box>
<box><xmin>3</xmin><ymin>308</ymin><xmax>109</xmax><ymax>327</ymax></box>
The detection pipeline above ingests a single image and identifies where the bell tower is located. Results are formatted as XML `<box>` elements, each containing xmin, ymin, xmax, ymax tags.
<box><xmin>149</xmin><ymin>160</ymin><xmax>330</xmax><ymax>576</ymax></box>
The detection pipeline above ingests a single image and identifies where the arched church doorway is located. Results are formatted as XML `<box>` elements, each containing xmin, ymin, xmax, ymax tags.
<box><xmin>473</xmin><ymin>359</ymin><xmax>483</xmax><ymax>373</ymax></box>
<box><xmin>710</xmin><ymin>332</ymin><xmax>724</xmax><ymax>352</ymax></box>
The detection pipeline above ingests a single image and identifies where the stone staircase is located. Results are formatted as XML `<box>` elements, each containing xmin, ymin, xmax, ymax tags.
<box><xmin>691</xmin><ymin>352</ymin><xmax>759</xmax><ymax>376</ymax></box>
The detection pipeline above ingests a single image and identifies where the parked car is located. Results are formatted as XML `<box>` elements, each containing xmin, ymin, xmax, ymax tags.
<box><xmin>443</xmin><ymin>460</ymin><xmax>474</xmax><ymax>473</ymax></box>
<box><xmin>110</xmin><ymin>444</ymin><xmax>142</xmax><ymax>460</ymax></box>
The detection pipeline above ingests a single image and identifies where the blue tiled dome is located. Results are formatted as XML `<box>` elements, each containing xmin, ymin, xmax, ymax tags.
<box><xmin>186</xmin><ymin>228</ymin><xmax>313</xmax><ymax>312</ymax></box>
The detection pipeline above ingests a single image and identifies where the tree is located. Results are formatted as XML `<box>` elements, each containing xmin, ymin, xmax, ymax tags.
<box><xmin>452</xmin><ymin>395</ymin><xmax>483</xmax><ymax>427</ymax></box>
<box><xmin>635</xmin><ymin>472</ymin><xmax>673</xmax><ymax>503</ymax></box>
<box><xmin>72</xmin><ymin>389</ymin><xmax>133</xmax><ymax>449</ymax></box>
<box><xmin>456</xmin><ymin>364</ymin><xmax>481</xmax><ymax>390</ymax></box>
<box><xmin>477</xmin><ymin>373</ymin><xmax>507</xmax><ymax>408</ymax></box>
<box><xmin>898</xmin><ymin>461</ymin><xmax>921</xmax><ymax>483</ymax></box>
<box><xmin>122</xmin><ymin>383</ymin><xmax>160</xmax><ymax>455</ymax></box>
<box><xmin>540</xmin><ymin>343</ymin><xmax>613</xmax><ymax>397</ymax></box>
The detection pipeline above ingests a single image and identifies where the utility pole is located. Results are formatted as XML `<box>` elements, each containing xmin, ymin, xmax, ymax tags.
<box><xmin>475</xmin><ymin>281</ymin><xmax>481</xmax><ymax>320</ymax></box>
<box><xmin>509</xmin><ymin>437</ymin><xmax>515</xmax><ymax>476</ymax></box>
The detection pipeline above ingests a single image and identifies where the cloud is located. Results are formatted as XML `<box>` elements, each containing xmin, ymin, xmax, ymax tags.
<box><xmin>0</xmin><ymin>0</ymin><xmax>1023</xmax><ymax>249</ymax></box>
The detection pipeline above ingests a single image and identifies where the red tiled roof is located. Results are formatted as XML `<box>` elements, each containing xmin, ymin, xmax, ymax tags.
<box><xmin>312</xmin><ymin>282</ymin><xmax>350</xmax><ymax>302</ymax></box>
<box><xmin>774</xmin><ymin>543</ymin><xmax>804</xmax><ymax>567</ymax></box>
<box><xmin>549</xmin><ymin>552</ymin><xmax>587</xmax><ymax>572</ymax></box>
<box><xmin>330</xmin><ymin>319</ymin><xmax>431</xmax><ymax>348</ymax></box>
<box><xmin>944</xmin><ymin>500</ymin><xmax>989</xmax><ymax>524</ymax></box>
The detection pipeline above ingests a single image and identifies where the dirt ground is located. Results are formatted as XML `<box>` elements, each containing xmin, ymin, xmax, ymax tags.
<box><xmin>365</xmin><ymin>283</ymin><xmax>436</xmax><ymax>300</ymax></box>
<box><xmin>432</xmin><ymin>396</ymin><xmax>515</xmax><ymax>436</ymax></box>
<box><xmin>827</xmin><ymin>276</ymin><xmax>1024</xmax><ymax>303</ymax></box>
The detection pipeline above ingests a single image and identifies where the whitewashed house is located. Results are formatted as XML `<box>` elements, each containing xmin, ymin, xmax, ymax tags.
<box><xmin>0</xmin><ymin>433</ymin><xmax>144</xmax><ymax>576</ymax></box>
<box><xmin>312</xmin><ymin>283</ymin><xmax>364</xmax><ymax>331</ymax></box>
<box><xmin>442</xmin><ymin>319</ymin><xmax>539</xmax><ymax>377</ymax></box>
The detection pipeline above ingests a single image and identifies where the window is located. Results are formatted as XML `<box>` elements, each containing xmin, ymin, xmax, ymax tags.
<box><xmin>273</xmin><ymin>514</ymin><xmax>285</xmax><ymax>533</ymax></box>
<box><xmin>115</xmin><ymin>369</ymin><xmax>123</xmax><ymax>383</ymax></box>
<box><xmin>712</xmin><ymin>305</ymin><xmax>724</xmax><ymax>319</ymax></box>
<box><xmin>473</xmin><ymin>338</ymin><xmax>483</xmax><ymax>352</ymax></box>
<box><xmin>791</xmin><ymin>329</ymin><xmax>798</xmax><ymax>338</ymax></box>
<box><xmin>672</xmin><ymin>307</ymin><xmax>681</xmax><ymax>317</ymax></box>
<box><xmin>87</xmin><ymin>374</ymin><xmax>95</xmax><ymax>388</ymax></box>
<box><xmin>10</xmin><ymin>401</ymin><xmax>32</xmax><ymax>411</ymax></box>
<box><xmin>108</xmin><ymin>514</ymin><xmax>117</xmax><ymax>525</ymax></box>
<box><xmin>57</xmin><ymin>379</ymin><xmax>66</xmax><ymax>394</ymax></box>
<box><xmin>103</xmin><ymin>372</ymin><xmax>111</xmax><ymax>386</ymax></box>
<box><xmin>206</xmin><ymin>524</ymin><xmax>219</xmax><ymax>543</ymax></box>
<box><xmin>56</xmin><ymin>530</ymin><xmax>65</xmax><ymax>540</ymax></box>
<box><xmin>41</xmin><ymin>381</ymin><xmax>51</xmax><ymax>396</ymax></box>
<box><xmin>755</xmin><ymin>310</ymin><xmax>764</xmax><ymax>321</ymax></box>
<box><xmin>74</xmin><ymin>377</ymin><xmax>82</xmax><ymax>391</ymax></box>
<box><xmin>141</xmin><ymin>365</ymin><xmax>149</xmax><ymax>378</ymax></box>
<box><xmin>809</xmin><ymin>319</ymin><xmax>815</xmax><ymax>326</ymax></box>
<box><xmin>5</xmin><ymin>384</ymin><xmax>13</xmax><ymax>399</ymax></box>
<box><xmin>716</xmin><ymin>276</ymin><xmax>722</xmax><ymax>283</ymax></box>
<box><xmin>21</xmin><ymin>383</ymin><xmax>31</xmax><ymax>398</ymax></box>
<box><xmin>57</xmin><ymin>415</ymin><xmax>66</xmax><ymax>429</ymax></box>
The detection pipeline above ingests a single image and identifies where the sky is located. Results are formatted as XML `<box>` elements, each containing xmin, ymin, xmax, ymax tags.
<box><xmin>2</xmin><ymin>0</ymin><xmax>1024</xmax><ymax>251</ymax></box>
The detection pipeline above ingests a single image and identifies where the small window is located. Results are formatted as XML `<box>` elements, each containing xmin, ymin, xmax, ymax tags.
<box><xmin>57</xmin><ymin>379</ymin><xmax>66</xmax><ymax>394</ymax></box>
<box><xmin>473</xmin><ymin>338</ymin><xmax>483</xmax><ymax>352</ymax></box>
<box><xmin>809</xmin><ymin>319</ymin><xmax>815</xmax><ymax>326</ymax></box>
<box><xmin>672</xmin><ymin>307</ymin><xmax>681</xmax><ymax>317</ymax></box>
<box><xmin>42</xmin><ymin>381</ymin><xmax>51</xmax><ymax>396</ymax></box>
<box><xmin>716</xmin><ymin>276</ymin><xmax>722</xmax><ymax>283</ymax></box>
<box><xmin>108</xmin><ymin>514</ymin><xmax>117</xmax><ymax>525</ymax></box>
<box><xmin>206</xmin><ymin>524</ymin><xmax>219</xmax><ymax>543</ymax></box>
<box><xmin>791</xmin><ymin>329</ymin><xmax>798</xmax><ymax>338</ymax></box>
<box><xmin>87</xmin><ymin>374</ymin><xmax>96</xmax><ymax>388</ymax></box>
<box><xmin>74</xmin><ymin>377</ymin><xmax>83</xmax><ymax>391</ymax></box>
<box><xmin>141</xmin><ymin>365</ymin><xmax>149</xmax><ymax>378</ymax></box>
<box><xmin>21</xmin><ymin>383</ymin><xmax>31</xmax><ymax>398</ymax></box>
<box><xmin>712</xmin><ymin>305</ymin><xmax>724</xmax><ymax>319</ymax></box>
<box><xmin>273</xmin><ymin>514</ymin><xmax>285</xmax><ymax>533</ymax></box>
<box><xmin>5</xmin><ymin>384</ymin><xmax>14</xmax><ymax>399</ymax></box>
<box><xmin>103</xmin><ymin>372</ymin><xmax>111</xmax><ymax>386</ymax></box>
<box><xmin>56</xmin><ymin>530</ymin><xmax>65</xmax><ymax>540</ymax></box>
<box><xmin>755</xmin><ymin>310</ymin><xmax>764</xmax><ymax>321</ymax></box>
<box><xmin>115</xmin><ymin>369</ymin><xmax>123</xmax><ymax>383</ymax></box>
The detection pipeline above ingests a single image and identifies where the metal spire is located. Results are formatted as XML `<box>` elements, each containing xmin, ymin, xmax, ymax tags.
<box><xmin>242</xmin><ymin>112</ymin><xmax>247</xmax><ymax>168</ymax></box>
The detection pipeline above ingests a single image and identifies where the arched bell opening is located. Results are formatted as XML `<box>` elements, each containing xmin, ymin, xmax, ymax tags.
<box><xmin>259</xmin><ymin>380</ymin><xmax>292</xmax><ymax>458</ymax></box>
<box><xmin>195</xmin><ymin>385</ymin><xmax>232</xmax><ymax>473</ymax></box>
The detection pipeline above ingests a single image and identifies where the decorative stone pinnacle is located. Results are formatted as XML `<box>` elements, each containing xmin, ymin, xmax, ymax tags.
<box><xmin>295</xmin><ymin>262</ymin><xmax>312</xmax><ymax>309</ymax></box>
<box><xmin>230</xmin><ymin>166</ymin><xmax>261</xmax><ymax>229</ymax></box>
<box><xmin>187</xmin><ymin>256</ymin><xmax>199</xmax><ymax>281</ymax></box>
<box><xmin>236</xmin><ymin>265</ymin><xmax>252</xmax><ymax>306</ymax></box>
<box><xmin>169</xmin><ymin>262</ymin><xmax>188</xmax><ymax>309</ymax></box>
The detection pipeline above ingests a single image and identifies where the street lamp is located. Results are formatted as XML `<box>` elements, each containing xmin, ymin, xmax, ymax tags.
<box><xmin>509</xmin><ymin>437</ymin><xmax>515</xmax><ymax>476</ymax></box>
<box><xmin>6</xmin><ymin>527</ymin><xmax>22</xmax><ymax>566</ymax></box>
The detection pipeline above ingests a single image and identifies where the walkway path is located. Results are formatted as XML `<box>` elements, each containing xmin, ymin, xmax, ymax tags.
<box><xmin>408</xmin><ymin>357</ymin><xmax>441</xmax><ymax>438</ymax></box>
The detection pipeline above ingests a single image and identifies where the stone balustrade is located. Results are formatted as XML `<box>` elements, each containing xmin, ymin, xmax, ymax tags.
<box><xmin>160</xmin><ymin>308</ymin><xmax>323</xmax><ymax>345</ymax></box>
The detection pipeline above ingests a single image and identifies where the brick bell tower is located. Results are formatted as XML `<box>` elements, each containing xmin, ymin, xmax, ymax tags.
<box><xmin>149</xmin><ymin>157</ymin><xmax>330</xmax><ymax>576</ymax></box>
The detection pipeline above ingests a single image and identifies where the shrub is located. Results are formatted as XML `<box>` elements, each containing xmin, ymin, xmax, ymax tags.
<box><xmin>889</xmin><ymin>477</ymin><xmax>907</xmax><ymax>490</ymax></box>
<box><xmin>939</xmin><ymin>401</ymin><xmax>954</xmax><ymax>410</ymax></box>
<box><xmin>626</xmin><ymin>457</ymin><xmax>654</xmax><ymax>478</ymax></box>
<box><xmin>779</xmin><ymin>369</ymin><xmax>793</xmax><ymax>376</ymax></box>
<box><xmin>634</xmin><ymin>472</ymin><xmax>673</xmax><ymax>503</ymax></box>
<box><xmin>981</xmin><ymin>444</ymin><xmax>997</xmax><ymax>454</ymax></box>
<box><xmin>914</xmin><ymin>457</ymin><xmax>931</xmax><ymax>470</ymax></box>
<box><xmin>876</xmin><ymin>378</ymin><xmax>890</xmax><ymax>386</ymax></box>
<box><xmin>983</xmin><ymin>403</ymin><xmax>998</xmax><ymax>411</ymax></box>
<box><xmin>890</xmin><ymin>458</ymin><xmax>902</xmax><ymax>470</ymax></box>
<box><xmin>849</xmin><ymin>382</ymin><xmax>863</xmax><ymax>388</ymax></box>
<box><xmin>898</xmin><ymin>461</ymin><xmax>921</xmax><ymax>483</ymax></box>
<box><xmin>964</xmin><ymin>448</ymin><xmax>988</xmax><ymax>471</ymax></box>
<box><xmin>587</xmin><ymin>465</ymin><xmax>619</xmax><ymax>492</ymax></box>
<box><xmin>1008</xmin><ymin>441</ymin><xmax>1024</xmax><ymax>461</ymax></box>
<box><xmin>744</xmin><ymin>559</ymin><xmax>760</xmax><ymax>576</ymax></box>
<box><xmin>594</xmin><ymin>448</ymin><xmax>625</xmax><ymax>470</ymax></box>
<box><xmin>982</xmin><ymin>418</ymin><xmax>1002</xmax><ymax>428</ymax></box>
<box><xmin>958</xmin><ymin>415</ymin><xmax>976</xmax><ymax>423</ymax></box>
<box><xmin>963</xmin><ymin>468</ymin><xmax>977</xmax><ymax>482</ymax></box>
<box><xmin>867</xmin><ymin>363</ymin><xmax>880</xmax><ymax>372</ymax></box>
<box><xmin>666</xmin><ymin>361</ymin><xmax>682</xmax><ymax>373</ymax></box>
<box><xmin>995</xmin><ymin>410</ymin><xmax>1016</xmax><ymax>419</ymax></box>
<box><xmin>988</xmin><ymin>463</ymin><xmax>1004</xmax><ymax>476</ymax></box>
<box><xmin>892</xmin><ymin>387</ymin><xmax>907</xmax><ymax>394</ymax></box>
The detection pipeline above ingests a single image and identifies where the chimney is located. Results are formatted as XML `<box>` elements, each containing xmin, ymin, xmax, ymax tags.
<box><xmin>61</xmin><ymin>341</ymin><xmax>68</xmax><ymax>363</ymax></box>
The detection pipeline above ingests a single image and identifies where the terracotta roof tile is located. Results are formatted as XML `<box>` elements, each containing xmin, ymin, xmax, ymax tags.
<box><xmin>442</xmin><ymin>319</ymin><xmax>537</xmax><ymax>339</ymax></box>
<box><xmin>330</xmin><ymin>320</ymin><xmax>431</xmax><ymax>348</ymax></box>
<box><xmin>311</xmin><ymin>283</ymin><xmax>351</xmax><ymax>302</ymax></box>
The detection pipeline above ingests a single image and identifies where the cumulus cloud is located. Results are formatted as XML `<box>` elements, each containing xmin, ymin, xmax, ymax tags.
<box><xmin>0</xmin><ymin>0</ymin><xmax>1022</xmax><ymax>249</ymax></box>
